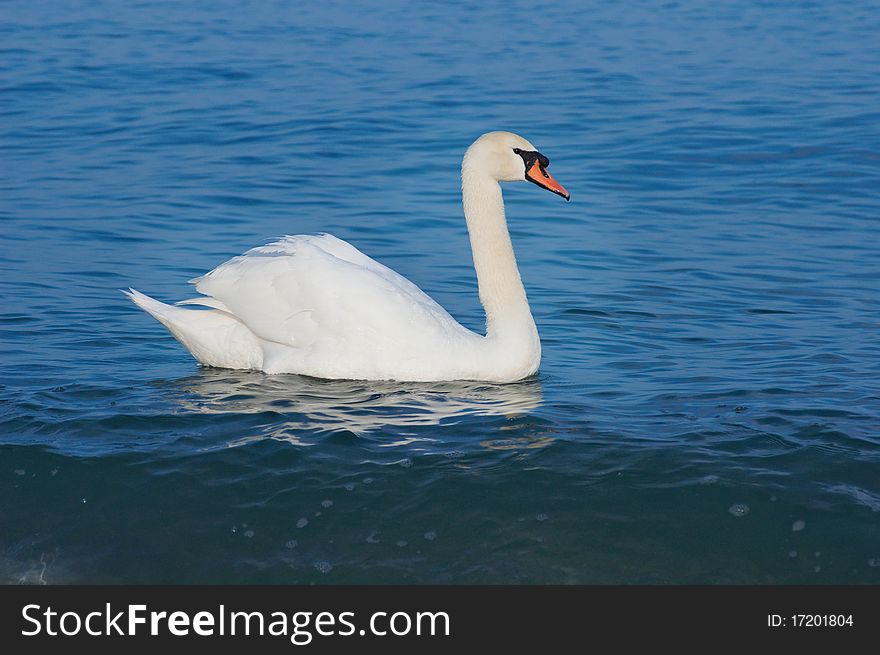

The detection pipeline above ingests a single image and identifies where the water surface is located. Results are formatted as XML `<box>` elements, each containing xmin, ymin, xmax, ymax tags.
<box><xmin>2</xmin><ymin>0</ymin><xmax>879</xmax><ymax>583</ymax></box>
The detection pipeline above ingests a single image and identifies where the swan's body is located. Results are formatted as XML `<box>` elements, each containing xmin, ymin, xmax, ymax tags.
<box><xmin>126</xmin><ymin>131</ymin><xmax>569</xmax><ymax>382</ymax></box>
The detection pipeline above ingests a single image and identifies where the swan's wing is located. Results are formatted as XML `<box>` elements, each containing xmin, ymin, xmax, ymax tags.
<box><xmin>190</xmin><ymin>234</ymin><xmax>470</xmax><ymax>352</ymax></box>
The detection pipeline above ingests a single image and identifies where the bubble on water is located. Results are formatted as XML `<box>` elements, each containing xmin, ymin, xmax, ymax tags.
<box><xmin>81</xmin><ymin>498</ymin><xmax>87</xmax><ymax>504</ymax></box>
<box><xmin>50</xmin><ymin>468</ymin><xmax>59</xmax><ymax>476</ymax></box>
<box><xmin>535</xmin><ymin>513</ymin><xmax>548</xmax><ymax>522</ymax></box>
<box><xmin>444</xmin><ymin>451</ymin><xmax>465</xmax><ymax>459</ymax></box>
<box><xmin>814</xmin><ymin>565</ymin><xmax>821</xmax><ymax>573</ymax></box>
<box><xmin>14</xmin><ymin>469</ymin><xmax>25</xmax><ymax>476</ymax></box>
<box><xmin>314</xmin><ymin>512</ymin><xmax>321</xmax><ymax>517</ymax></box>
<box><xmin>244</xmin><ymin>530</ymin><xmax>254</xmax><ymax>538</ymax></box>
<box><xmin>231</xmin><ymin>526</ymin><xmax>237</xmax><ymax>534</ymax></box>
<box><xmin>398</xmin><ymin>458</ymin><xmax>413</xmax><ymax>468</ymax></box>
<box><xmin>396</xmin><ymin>540</ymin><xmax>408</xmax><ymax>548</ymax></box>
<box><xmin>321</xmin><ymin>499</ymin><xmax>333</xmax><ymax>508</ymax></box>
<box><xmin>868</xmin><ymin>558</ymin><xmax>880</xmax><ymax>568</ymax></box>
<box><xmin>734</xmin><ymin>405</ymin><xmax>747</xmax><ymax>413</ymax></box>
<box><xmin>424</xmin><ymin>531</ymin><xmax>436</xmax><ymax>541</ymax></box>
<box><xmin>728</xmin><ymin>503</ymin><xmax>749</xmax><ymax>517</ymax></box>
<box><xmin>296</xmin><ymin>517</ymin><xmax>309</xmax><ymax>529</ymax></box>
<box><xmin>698</xmin><ymin>475</ymin><xmax>719</xmax><ymax>485</ymax></box>
<box><xmin>362</xmin><ymin>477</ymin><xmax>374</xmax><ymax>485</ymax></box>
<box><xmin>285</xmin><ymin>540</ymin><xmax>298</xmax><ymax>549</ymax></box>
<box><xmin>366</xmin><ymin>531</ymin><xmax>381</xmax><ymax>544</ymax></box>
<box><xmin>314</xmin><ymin>561</ymin><xmax>333</xmax><ymax>574</ymax></box>
<box><xmin>792</xmin><ymin>519</ymin><xmax>805</xmax><ymax>532</ymax></box>
<box><xmin>789</xmin><ymin>550</ymin><xmax>798</xmax><ymax>558</ymax></box>
<box><xmin>814</xmin><ymin>551</ymin><xmax>821</xmax><ymax>558</ymax></box>
<box><xmin>343</xmin><ymin>483</ymin><xmax>355</xmax><ymax>491</ymax></box>
<box><xmin>770</xmin><ymin>496</ymin><xmax>777</xmax><ymax>502</ymax></box>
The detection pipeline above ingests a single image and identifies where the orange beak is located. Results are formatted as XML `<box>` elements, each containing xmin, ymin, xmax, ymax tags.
<box><xmin>525</xmin><ymin>159</ymin><xmax>570</xmax><ymax>201</ymax></box>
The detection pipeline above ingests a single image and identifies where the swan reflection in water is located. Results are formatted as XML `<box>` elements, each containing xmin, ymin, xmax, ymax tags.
<box><xmin>164</xmin><ymin>368</ymin><xmax>546</xmax><ymax>448</ymax></box>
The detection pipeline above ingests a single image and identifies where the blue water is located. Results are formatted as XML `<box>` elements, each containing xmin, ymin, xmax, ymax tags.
<box><xmin>2</xmin><ymin>0</ymin><xmax>879</xmax><ymax>583</ymax></box>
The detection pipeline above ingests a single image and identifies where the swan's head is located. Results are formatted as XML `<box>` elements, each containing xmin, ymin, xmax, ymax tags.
<box><xmin>463</xmin><ymin>131</ymin><xmax>569</xmax><ymax>201</ymax></box>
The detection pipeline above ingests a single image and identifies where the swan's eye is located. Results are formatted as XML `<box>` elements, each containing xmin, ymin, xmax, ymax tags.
<box><xmin>512</xmin><ymin>148</ymin><xmax>522</xmax><ymax>155</ymax></box>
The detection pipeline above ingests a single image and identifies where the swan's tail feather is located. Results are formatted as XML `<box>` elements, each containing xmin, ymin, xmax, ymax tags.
<box><xmin>123</xmin><ymin>288</ymin><xmax>263</xmax><ymax>370</ymax></box>
<box><xmin>123</xmin><ymin>288</ymin><xmax>179</xmax><ymax>323</ymax></box>
<box><xmin>175</xmin><ymin>296</ymin><xmax>234</xmax><ymax>314</ymax></box>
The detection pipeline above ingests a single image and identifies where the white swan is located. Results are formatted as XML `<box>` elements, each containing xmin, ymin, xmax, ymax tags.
<box><xmin>126</xmin><ymin>131</ymin><xmax>569</xmax><ymax>382</ymax></box>
<box><xmin>171</xmin><ymin>371</ymin><xmax>544</xmax><ymax>436</ymax></box>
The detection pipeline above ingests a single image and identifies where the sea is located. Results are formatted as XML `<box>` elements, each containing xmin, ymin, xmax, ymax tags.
<box><xmin>1</xmin><ymin>0</ymin><xmax>878</xmax><ymax>583</ymax></box>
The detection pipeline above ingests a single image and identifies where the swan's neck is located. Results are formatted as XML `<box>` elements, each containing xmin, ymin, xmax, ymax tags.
<box><xmin>461</xmin><ymin>169</ymin><xmax>537</xmax><ymax>345</ymax></box>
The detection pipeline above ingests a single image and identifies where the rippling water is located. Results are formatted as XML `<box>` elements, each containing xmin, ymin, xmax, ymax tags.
<box><xmin>2</xmin><ymin>0</ymin><xmax>879</xmax><ymax>583</ymax></box>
